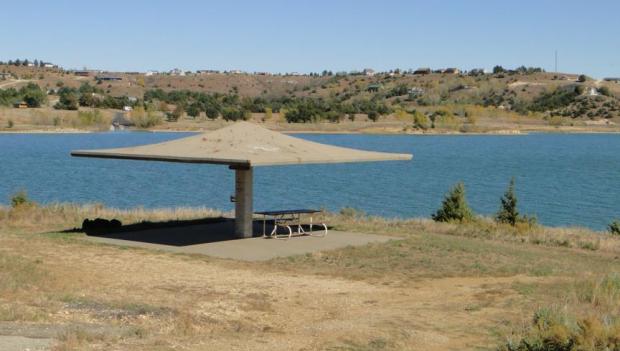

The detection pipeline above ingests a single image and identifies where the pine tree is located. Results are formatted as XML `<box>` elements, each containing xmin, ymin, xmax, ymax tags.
<box><xmin>496</xmin><ymin>177</ymin><xmax>519</xmax><ymax>225</ymax></box>
<box><xmin>609</xmin><ymin>220</ymin><xmax>620</xmax><ymax>235</ymax></box>
<box><xmin>432</xmin><ymin>182</ymin><xmax>474</xmax><ymax>222</ymax></box>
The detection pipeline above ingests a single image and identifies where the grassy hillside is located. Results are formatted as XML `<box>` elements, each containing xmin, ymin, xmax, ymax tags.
<box><xmin>1</xmin><ymin>64</ymin><xmax>620</xmax><ymax>133</ymax></box>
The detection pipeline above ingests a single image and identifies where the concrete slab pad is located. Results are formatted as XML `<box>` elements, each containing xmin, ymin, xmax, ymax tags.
<box><xmin>84</xmin><ymin>220</ymin><xmax>395</xmax><ymax>261</ymax></box>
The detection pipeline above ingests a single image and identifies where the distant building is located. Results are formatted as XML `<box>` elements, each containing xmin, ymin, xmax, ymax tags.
<box><xmin>0</xmin><ymin>72</ymin><xmax>12</xmax><ymax>80</ymax></box>
<box><xmin>14</xmin><ymin>101</ymin><xmax>28</xmax><ymax>108</ymax></box>
<box><xmin>443</xmin><ymin>68</ymin><xmax>460</xmax><ymax>74</ymax></box>
<box><xmin>95</xmin><ymin>75</ymin><xmax>122</xmax><ymax>81</ymax></box>
<box><xmin>196</xmin><ymin>70</ymin><xmax>219</xmax><ymax>75</ymax></box>
<box><xmin>74</xmin><ymin>70</ymin><xmax>92</xmax><ymax>77</ymax></box>
<box><xmin>168</xmin><ymin>68</ymin><xmax>185</xmax><ymax>76</ymax></box>
<box><xmin>363</xmin><ymin>68</ymin><xmax>376</xmax><ymax>77</ymax></box>
<box><xmin>42</xmin><ymin>62</ymin><xmax>55</xmax><ymax>68</ymax></box>
<box><xmin>413</xmin><ymin>68</ymin><xmax>432</xmax><ymax>75</ymax></box>
<box><xmin>604</xmin><ymin>77</ymin><xmax>620</xmax><ymax>83</ymax></box>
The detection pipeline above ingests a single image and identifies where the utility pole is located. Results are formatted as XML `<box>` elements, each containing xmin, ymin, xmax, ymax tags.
<box><xmin>555</xmin><ymin>50</ymin><xmax>558</xmax><ymax>73</ymax></box>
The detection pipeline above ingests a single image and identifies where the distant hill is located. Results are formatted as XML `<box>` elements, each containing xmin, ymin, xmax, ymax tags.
<box><xmin>1</xmin><ymin>64</ymin><xmax>619</xmax><ymax>127</ymax></box>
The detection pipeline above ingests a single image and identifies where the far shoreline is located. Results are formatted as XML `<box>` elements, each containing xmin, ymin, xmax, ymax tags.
<box><xmin>3</xmin><ymin>126</ymin><xmax>620</xmax><ymax>135</ymax></box>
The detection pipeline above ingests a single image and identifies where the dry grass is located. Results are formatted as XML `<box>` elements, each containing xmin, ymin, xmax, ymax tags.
<box><xmin>1</xmin><ymin>203</ymin><xmax>620</xmax><ymax>350</ymax></box>
<box><xmin>0</xmin><ymin>107</ymin><xmax>118</xmax><ymax>131</ymax></box>
<box><xmin>499</xmin><ymin>273</ymin><xmax>620</xmax><ymax>350</ymax></box>
<box><xmin>0</xmin><ymin>202</ymin><xmax>228</xmax><ymax>233</ymax></box>
<box><xmin>326</xmin><ymin>210</ymin><xmax>615</xmax><ymax>253</ymax></box>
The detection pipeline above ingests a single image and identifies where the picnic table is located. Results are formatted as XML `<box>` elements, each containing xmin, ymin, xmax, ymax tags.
<box><xmin>254</xmin><ymin>209</ymin><xmax>328</xmax><ymax>240</ymax></box>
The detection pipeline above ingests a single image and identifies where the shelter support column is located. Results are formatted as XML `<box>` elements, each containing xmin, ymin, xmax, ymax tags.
<box><xmin>233</xmin><ymin>166</ymin><xmax>253</xmax><ymax>238</ymax></box>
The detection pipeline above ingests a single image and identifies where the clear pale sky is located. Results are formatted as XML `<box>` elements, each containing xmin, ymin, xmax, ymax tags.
<box><xmin>1</xmin><ymin>0</ymin><xmax>618</xmax><ymax>77</ymax></box>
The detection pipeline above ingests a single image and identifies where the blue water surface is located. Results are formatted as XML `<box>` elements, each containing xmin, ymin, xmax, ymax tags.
<box><xmin>0</xmin><ymin>132</ymin><xmax>618</xmax><ymax>230</ymax></box>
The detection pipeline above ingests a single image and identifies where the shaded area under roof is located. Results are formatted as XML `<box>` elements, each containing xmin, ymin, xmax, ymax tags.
<box><xmin>71</xmin><ymin>121</ymin><xmax>412</xmax><ymax>167</ymax></box>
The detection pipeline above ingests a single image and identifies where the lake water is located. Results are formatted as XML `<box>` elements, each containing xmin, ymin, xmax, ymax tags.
<box><xmin>0</xmin><ymin>132</ymin><xmax>618</xmax><ymax>230</ymax></box>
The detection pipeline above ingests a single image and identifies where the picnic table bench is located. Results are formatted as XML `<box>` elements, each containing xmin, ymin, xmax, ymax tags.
<box><xmin>254</xmin><ymin>209</ymin><xmax>328</xmax><ymax>240</ymax></box>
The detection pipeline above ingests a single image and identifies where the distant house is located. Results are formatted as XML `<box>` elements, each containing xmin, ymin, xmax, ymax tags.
<box><xmin>14</xmin><ymin>101</ymin><xmax>28</xmax><ymax>109</ymax></box>
<box><xmin>367</xmin><ymin>84</ymin><xmax>382</xmax><ymax>92</ymax></box>
<box><xmin>168</xmin><ymin>68</ymin><xmax>185</xmax><ymax>76</ymax></box>
<box><xmin>74</xmin><ymin>70</ymin><xmax>91</xmax><ymax>77</ymax></box>
<box><xmin>363</xmin><ymin>68</ymin><xmax>376</xmax><ymax>77</ymax></box>
<box><xmin>443</xmin><ymin>68</ymin><xmax>460</xmax><ymax>75</ymax></box>
<box><xmin>0</xmin><ymin>72</ymin><xmax>11</xmax><ymax>80</ymax></box>
<box><xmin>196</xmin><ymin>70</ymin><xmax>219</xmax><ymax>75</ymax></box>
<box><xmin>95</xmin><ymin>76</ymin><xmax>122</xmax><ymax>81</ymax></box>
<box><xmin>413</xmin><ymin>68</ymin><xmax>432</xmax><ymax>75</ymax></box>
<box><xmin>42</xmin><ymin>62</ymin><xmax>55</xmax><ymax>68</ymax></box>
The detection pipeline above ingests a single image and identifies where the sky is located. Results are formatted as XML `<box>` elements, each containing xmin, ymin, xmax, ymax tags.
<box><xmin>1</xmin><ymin>0</ymin><xmax>619</xmax><ymax>77</ymax></box>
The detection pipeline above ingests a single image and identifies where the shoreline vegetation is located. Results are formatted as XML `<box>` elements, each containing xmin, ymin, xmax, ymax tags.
<box><xmin>2</xmin><ymin>201</ymin><xmax>620</xmax><ymax>350</ymax></box>
<box><xmin>1</xmin><ymin>108</ymin><xmax>619</xmax><ymax>135</ymax></box>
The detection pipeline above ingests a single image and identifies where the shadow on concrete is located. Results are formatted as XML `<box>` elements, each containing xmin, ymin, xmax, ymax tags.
<box><xmin>63</xmin><ymin>217</ymin><xmax>325</xmax><ymax>247</ymax></box>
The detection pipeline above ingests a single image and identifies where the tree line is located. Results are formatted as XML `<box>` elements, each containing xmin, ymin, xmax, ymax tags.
<box><xmin>0</xmin><ymin>59</ymin><xmax>54</xmax><ymax>67</ymax></box>
<box><xmin>143</xmin><ymin>89</ymin><xmax>391</xmax><ymax>122</ymax></box>
<box><xmin>0</xmin><ymin>83</ymin><xmax>47</xmax><ymax>107</ymax></box>
<box><xmin>53</xmin><ymin>83</ymin><xmax>138</xmax><ymax>110</ymax></box>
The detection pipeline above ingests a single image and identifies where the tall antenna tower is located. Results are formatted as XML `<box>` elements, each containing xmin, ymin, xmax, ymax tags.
<box><xmin>555</xmin><ymin>50</ymin><xmax>558</xmax><ymax>73</ymax></box>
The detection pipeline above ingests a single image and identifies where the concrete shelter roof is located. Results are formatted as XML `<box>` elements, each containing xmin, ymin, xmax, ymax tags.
<box><xmin>71</xmin><ymin>122</ymin><xmax>412</xmax><ymax>167</ymax></box>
